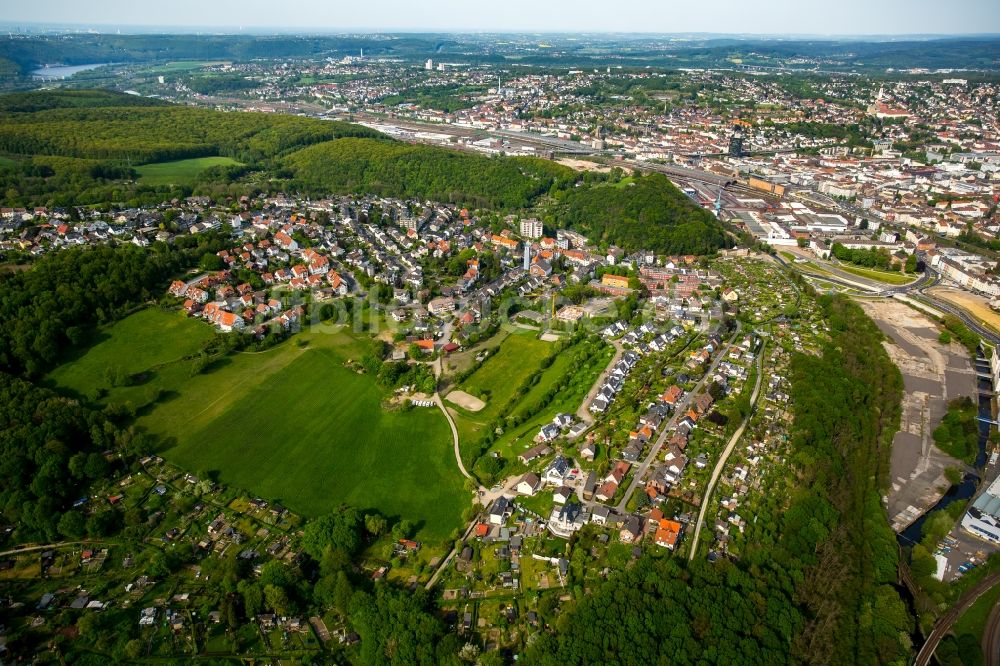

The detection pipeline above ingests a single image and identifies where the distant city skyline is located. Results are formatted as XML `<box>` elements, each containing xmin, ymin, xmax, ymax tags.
<box><xmin>5</xmin><ymin>0</ymin><xmax>1000</xmax><ymax>36</ymax></box>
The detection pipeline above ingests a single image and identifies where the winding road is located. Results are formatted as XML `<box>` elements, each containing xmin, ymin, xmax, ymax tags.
<box><xmin>688</xmin><ymin>344</ymin><xmax>765</xmax><ymax>560</ymax></box>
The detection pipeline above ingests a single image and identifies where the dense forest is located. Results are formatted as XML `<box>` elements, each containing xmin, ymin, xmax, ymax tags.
<box><xmin>547</xmin><ymin>172</ymin><xmax>733</xmax><ymax>254</ymax></box>
<box><xmin>0</xmin><ymin>90</ymin><xmax>382</xmax><ymax>207</ymax></box>
<box><xmin>285</xmin><ymin>138</ymin><xmax>574</xmax><ymax>209</ymax></box>
<box><xmin>522</xmin><ymin>294</ymin><xmax>911</xmax><ymax>665</ymax></box>
<box><xmin>0</xmin><ymin>373</ymin><xmax>143</xmax><ymax>542</ymax></box>
<box><xmin>0</xmin><ymin>90</ymin><xmax>378</xmax><ymax>164</ymax></box>
<box><xmin>0</xmin><ymin>91</ymin><xmax>729</xmax><ymax>257</ymax></box>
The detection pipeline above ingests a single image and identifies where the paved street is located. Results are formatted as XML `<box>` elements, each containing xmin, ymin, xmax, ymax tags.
<box><xmin>615</xmin><ymin>321</ymin><xmax>743</xmax><ymax>512</ymax></box>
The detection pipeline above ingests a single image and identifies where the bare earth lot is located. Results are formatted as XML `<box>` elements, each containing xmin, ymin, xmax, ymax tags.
<box><xmin>859</xmin><ymin>299</ymin><xmax>974</xmax><ymax>531</ymax></box>
<box><xmin>928</xmin><ymin>286</ymin><xmax>1000</xmax><ymax>335</ymax></box>
<box><xmin>446</xmin><ymin>390</ymin><xmax>486</xmax><ymax>412</ymax></box>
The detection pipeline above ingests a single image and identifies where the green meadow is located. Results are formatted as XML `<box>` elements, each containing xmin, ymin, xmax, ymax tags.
<box><xmin>450</xmin><ymin>328</ymin><xmax>554</xmax><ymax>455</ymax></box>
<box><xmin>48</xmin><ymin>310</ymin><xmax>467</xmax><ymax>541</ymax></box>
<box><xmin>136</xmin><ymin>156</ymin><xmax>241</xmax><ymax>186</ymax></box>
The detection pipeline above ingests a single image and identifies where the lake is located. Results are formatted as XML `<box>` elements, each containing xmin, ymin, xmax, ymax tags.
<box><xmin>31</xmin><ymin>63</ymin><xmax>109</xmax><ymax>80</ymax></box>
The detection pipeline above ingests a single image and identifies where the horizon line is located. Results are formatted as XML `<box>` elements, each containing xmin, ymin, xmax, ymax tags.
<box><xmin>2</xmin><ymin>23</ymin><xmax>1000</xmax><ymax>39</ymax></box>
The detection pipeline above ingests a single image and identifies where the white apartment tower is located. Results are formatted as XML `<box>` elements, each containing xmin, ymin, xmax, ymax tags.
<box><xmin>520</xmin><ymin>218</ymin><xmax>543</xmax><ymax>239</ymax></box>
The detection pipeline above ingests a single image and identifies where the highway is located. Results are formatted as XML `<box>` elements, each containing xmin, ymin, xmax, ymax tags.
<box><xmin>771</xmin><ymin>250</ymin><xmax>1000</xmax><ymax>348</ymax></box>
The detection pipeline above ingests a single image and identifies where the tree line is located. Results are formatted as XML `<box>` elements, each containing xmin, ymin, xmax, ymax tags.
<box><xmin>0</xmin><ymin>235</ymin><xmax>228</xmax><ymax>377</ymax></box>
<box><xmin>284</xmin><ymin>137</ymin><xmax>574</xmax><ymax>210</ymax></box>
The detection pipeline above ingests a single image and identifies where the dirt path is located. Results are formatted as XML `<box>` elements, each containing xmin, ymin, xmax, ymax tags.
<box><xmin>688</xmin><ymin>345</ymin><xmax>764</xmax><ymax>560</ymax></box>
<box><xmin>432</xmin><ymin>357</ymin><xmax>475</xmax><ymax>483</ymax></box>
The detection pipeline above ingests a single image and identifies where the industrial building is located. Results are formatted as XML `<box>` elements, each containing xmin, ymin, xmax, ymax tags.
<box><xmin>962</xmin><ymin>475</ymin><xmax>1000</xmax><ymax>543</ymax></box>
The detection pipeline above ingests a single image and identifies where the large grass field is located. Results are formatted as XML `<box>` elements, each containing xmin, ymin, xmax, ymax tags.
<box><xmin>48</xmin><ymin>310</ymin><xmax>467</xmax><ymax>541</ymax></box>
<box><xmin>450</xmin><ymin>328</ymin><xmax>554</xmax><ymax>454</ymax></box>
<box><xmin>834</xmin><ymin>262</ymin><xmax>915</xmax><ymax>286</ymax></box>
<box><xmin>136</xmin><ymin>156</ymin><xmax>241</xmax><ymax>186</ymax></box>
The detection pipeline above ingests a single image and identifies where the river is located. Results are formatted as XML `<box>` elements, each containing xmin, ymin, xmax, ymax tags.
<box><xmin>30</xmin><ymin>63</ymin><xmax>109</xmax><ymax>80</ymax></box>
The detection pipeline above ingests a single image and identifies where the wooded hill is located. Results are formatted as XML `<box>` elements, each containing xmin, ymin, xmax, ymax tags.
<box><xmin>0</xmin><ymin>90</ymin><xmax>729</xmax><ymax>255</ymax></box>
<box><xmin>547</xmin><ymin>172</ymin><xmax>733</xmax><ymax>255</ymax></box>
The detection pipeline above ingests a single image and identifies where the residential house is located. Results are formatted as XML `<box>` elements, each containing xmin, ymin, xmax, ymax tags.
<box><xmin>516</xmin><ymin>473</ymin><xmax>541</xmax><ymax>496</ymax></box>
<box><xmin>518</xmin><ymin>444</ymin><xmax>552</xmax><ymax>465</ymax></box>
<box><xmin>543</xmin><ymin>455</ymin><xmax>570</xmax><ymax>486</ymax></box>
<box><xmin>620</xmin><ymin>515</ymin><xmax>644</xmax><ymax>544</ymax></box>
<box><xmin>553</xmin><ymin>486</ymin><xmax>574</xmax><ymax>504</ymax></box>
<box><xmin>488</xmin><ymin>497</ymin><xmax>513</xmax><ymax>526</ymax></box>
<box><xmin>654</xmin><ymin>519</ymin><xmax>683</xmax><ymax>550</ymax></box>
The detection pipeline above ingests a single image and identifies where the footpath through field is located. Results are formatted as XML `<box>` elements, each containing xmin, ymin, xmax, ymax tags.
<box><xmin>432</xmin><ymin>356</ymin><xmax>473</xmax><ymax>482</ymax></box>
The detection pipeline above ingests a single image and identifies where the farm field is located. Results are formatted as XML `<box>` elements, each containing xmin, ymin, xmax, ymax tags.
<box><xmin>136</xmin><ymin>156</ymin><xmax>241</xmax><ymax>185</ymax></box>
<box><xmin>48</xmin><ymin>311</ymin><xmax>467</xmax><ymax>541</ymax></box>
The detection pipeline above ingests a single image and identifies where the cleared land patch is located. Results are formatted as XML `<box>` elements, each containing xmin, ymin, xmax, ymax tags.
<box><xmin>136</xmin><ymin>156</ymin><xmax>241</xmax><ymax>186</ymax></box>
<box><xmin>446</xmin><ymin>390</ymin><xmax>486</xmax><ymax>412</ymax></box>
<box><xmin>928</xmin><ymin>286</ymin><xmax>1000</xmax><ymax>335</ymax></box>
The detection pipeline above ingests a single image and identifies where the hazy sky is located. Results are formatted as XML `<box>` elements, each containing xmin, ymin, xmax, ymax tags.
<box><xmin>5</xmin><ymin>0</ymin><xmax>1000</xmax><ymax>35</ymax></box>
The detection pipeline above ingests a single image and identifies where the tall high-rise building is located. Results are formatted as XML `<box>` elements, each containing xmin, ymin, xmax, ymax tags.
<box><xmin>523</xmin><ymin>244</ymin><xmax>531</xmax><ymax>271</ymax></box>
<box><xmin>425</xmin><ymin>59</ymin><xmax>433</xmax><ymax>70</ymax></box>
<box><xmin>520</xmin><ymin>218</ymin><xmax>543</xmax><ymax>239</ymax></box>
